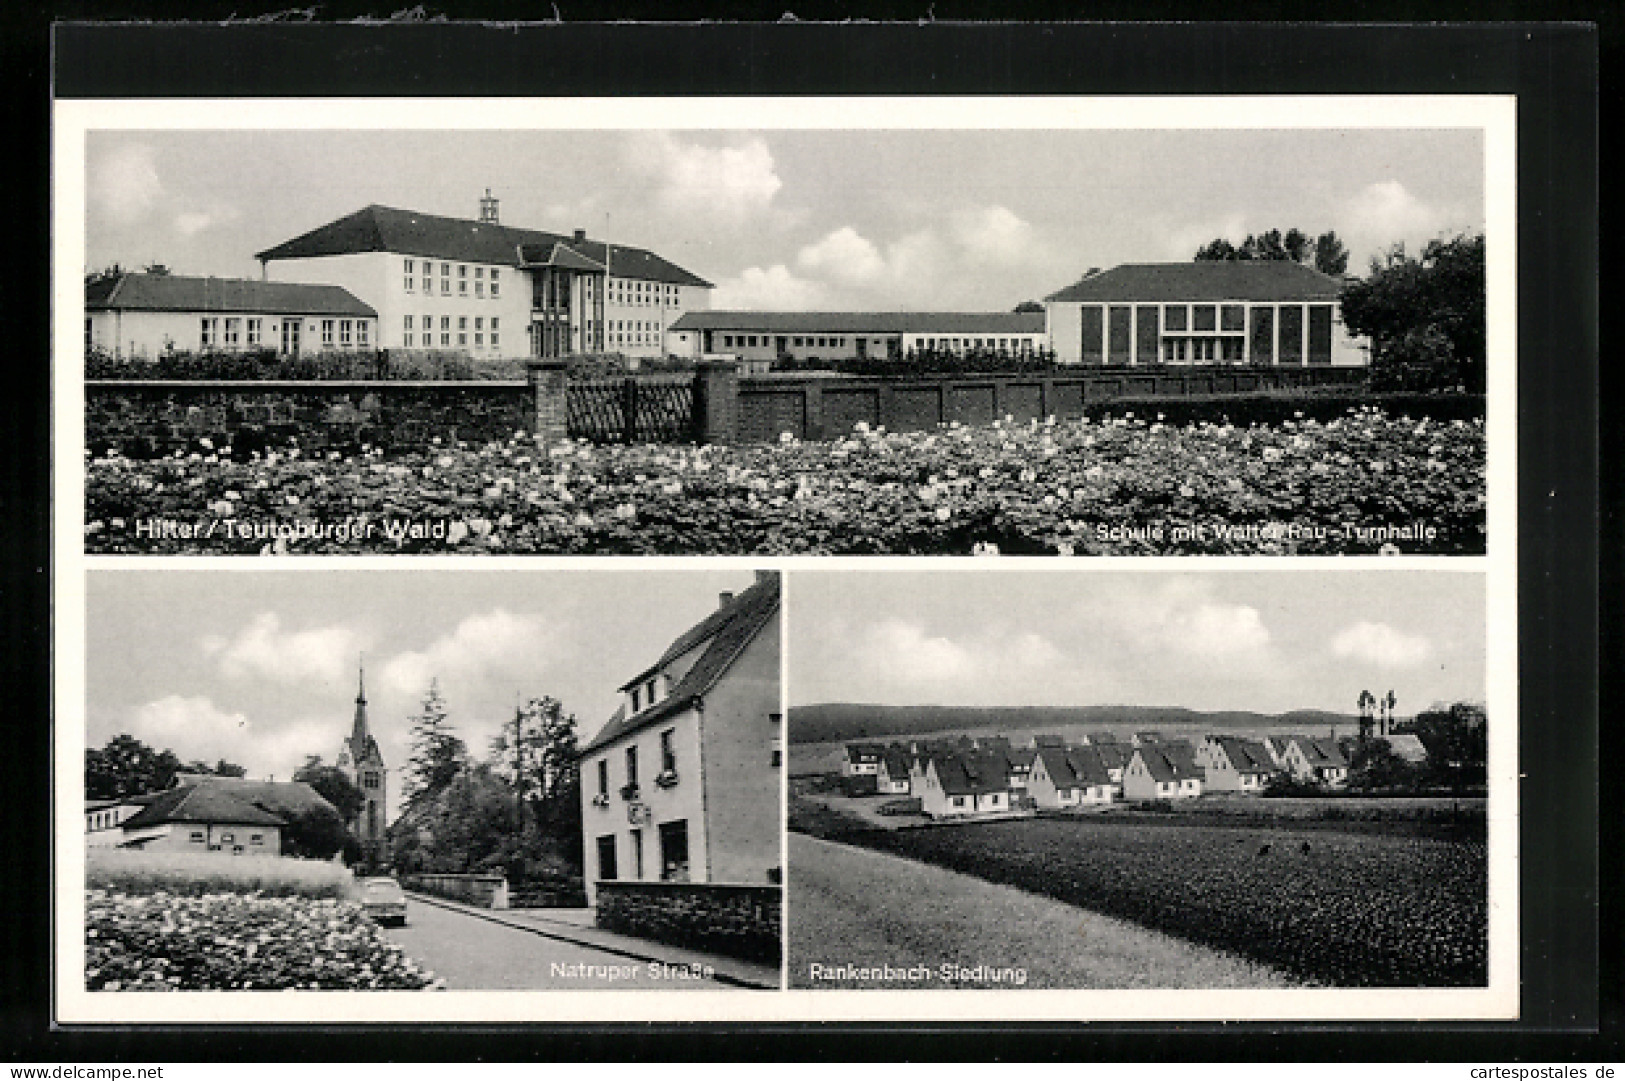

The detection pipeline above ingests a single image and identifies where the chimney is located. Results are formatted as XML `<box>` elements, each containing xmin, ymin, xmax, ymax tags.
<box><xmin>479</xmin><ymin>188</ymin><xmax>500</xmax><ymax>224</ymax></box>
<box><xmin>573</xmin><ymin>228</ymin><xmax>587</xmax><ymax>243</ymax></box>
<box><xmin>718</xmin><ymin>591</ymin><xmax>735</xmax><ymax>608</ymax></box>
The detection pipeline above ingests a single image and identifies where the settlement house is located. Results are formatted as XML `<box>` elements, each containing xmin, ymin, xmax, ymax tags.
<box><xmin>577</xmin><ymin>572</ymin><xmax>781</xmax><ymax>906</ymax></box>
<box><xmin>916</xmin><ymin>751</ymin><xmax>1013</xmax><ymax>818</ymax></box>
<box><xmin>1197</xmin><ymin>735</ymin><xmax>1281</xmax><ymax>794</ymax></box>
<box><xmin>1122</xmin><ymin>741</ymin><xmax>1206</xmax><ymax>801</ymax></box>
<box><xmin>256</xmin><ymin>194</ymin><xmax>712</xmax><ymax>361</ymax></box>
<box><xmin>1276</xmin><ymin>736</ymin><xmax>1352</xmax><ymax>787</ymax></box>
<box><xmin>1027</xmin><ymin>744</ymin><xmax>1117</xmax><ymax>809</ymax></box>
<box><xmin>667</xmin><ymin>311</ymin><xmax>1047</xmax><ymax>365</ymax></box>
<box><xmin>85</xmin><ymin>271</ymin><xmax>377</xmax><ymax>359</ymax></box>
<box><xmin>1043</xmin><ymin>261</ymin><xmax>1368</xmax><ymax>368</ymax></box>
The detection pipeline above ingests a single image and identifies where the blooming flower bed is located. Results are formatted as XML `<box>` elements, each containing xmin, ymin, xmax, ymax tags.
<box><xmin>85</xmin><ymin>889</ymin><xmax>442</xmax><ymax>991</ymax></box>
<box><xmin>84</xmin><ymin>408</ymin><xmax>1486</xmax><ymax>555</ymax></box>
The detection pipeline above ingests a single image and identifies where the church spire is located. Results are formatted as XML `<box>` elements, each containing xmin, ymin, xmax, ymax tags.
<box><xmin>351</xmin><ymin>655</ymin><xmax>370</xmax><ymax>751</ymax></box>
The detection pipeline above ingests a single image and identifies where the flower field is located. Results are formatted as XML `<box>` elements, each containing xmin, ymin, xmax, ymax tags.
<box><xmin>84</xmin><ymin>407</ymin><xmax>1485</xmax><ymax>555</ymax></box>
<box><xmin>850</xmin><ymin>817</ymin><xmax>1487</xmax><ymax>987</ymax></box>
<box><xmin>86</xmin><ymin>889</ymin><xmax>441</xmax><ymax>991</ymax></box>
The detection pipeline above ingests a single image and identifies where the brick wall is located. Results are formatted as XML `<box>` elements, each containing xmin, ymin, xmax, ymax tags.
<box><xmin>595</xmin><ymin>882</ymin><xmax>781</xmax><ymax>966</ymax></box>
<box><xmin>735</xmin><ymin>365</ymin><xmax>1368</xmax><ymax>441</ymax></box>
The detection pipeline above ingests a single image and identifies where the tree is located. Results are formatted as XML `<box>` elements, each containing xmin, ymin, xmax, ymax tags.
<box><xmin>1340</xmin><ymin>233</ymin><xmax>1486</xmax><ymax>394</ymax></box>
<box><xmin>1313</xmin><ymin>230</ymin><xmax>1350</xmax><ymax>276</ymax></box>
<box><xmin>1194</xmin><ymin>228</ymin><xmax>1347</xmax><ymax>276</ymax></box>
<box><xmin>1012</xmin><ymin>300</ymin><xmax>1045</xmax><ymax>313</ymax></box>
<box><xmin>1348</xmin><ymin>737</ymin><xmax>1416</xmax><ymax>790</ymax></box>
<box><xmin>488</xmin><ymin>696</ymin><xmax>584</xmax><ymax>875</ymax></box>
<box><xmin>293</xmin><ymin>756</ymin><xmax>366</xmax><ymax>825</ymax></box>
<box><xmin>182</xmin><ymin>758</ymin><xmax>247</xmax><ymax>779</ymax></box>
<box><xmin>403</xmin><ymin>679</ymin><xmax>466</xmax><ymax>808</ymax></box>
<box><xmin>1356</xmin><ymin>689</ymin><xmax>1377</xmax><ymax>741</ymax></box>
<box><xmin>277</xmin><ymin>799</ymin><xmax>361</xmax><ymax>862</ymax></box>
<box><xmin>85</xmin><ymin>734</ymin><xmax>184</xmax><ymax>799</ymax></box>
<box><xmin>1401</xmin><ymin>700</ymin><xmax>1488</xmax><ymax>782</ymax></box>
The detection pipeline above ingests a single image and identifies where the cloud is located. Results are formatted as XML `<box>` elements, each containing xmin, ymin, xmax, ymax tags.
<box><xmin>1103</xmin><ymin>581</ymin><xmax>1275</xmax><ymax>666</ymax></box>
<box><xmin>123</xmin><ymin>696</ymin><xmax>330</xmax><ymax>780</ymax></box>
<box><xmin>1331</xmin><ymin>621</ymin><xmax>1432</xmax><ymax>669</ymax></box>
<box><xmin>711</xmin><ymin>264</ymin><xmax>832</xmax><ymax>310</ymax></box>
<box><xmin>1342</xmin><ymin>180</ymin><xmax>1470</xmax><ymax>262</ymax></box>
<box><xmin>91</xmin><ymin>142</ymin><xmax>164</xmax><ymax>225</ymax></box>
<box><xmin>1160</xmin><ymin>212</ymin><xmax>1250</xmax><ymax>261</ymax></box>
<box><xmin>173</xmin><ymin>205</ymin><xmax>239</xmax><ymax>237</ymax></box>
<box><xmin>747</xmin><ymin>207</ymin><xmax>1064</xmax><ymax>310</ymax></box>
<box><xmin>858</xmin><ymin>619</ymin><xmax>1063</xmax><ymax>688</ymax></box>
<box><xmin>625</xmin><ymin>133</ymin><xmax>782</xmax><ymax>226</ymax></box>
<box><xmin>201</xmin><ymin>613</ymin><xmax>363</xmax><ymax>684</ymax></box>
<box><xmin>796</xmin><ymin>226</ymin><xmax>887</xmax><ymax>286</ymax></box>
<box><xmin>379</xmin><ymin>609</ymin><xmax>556</xmax><ymax>701</ymax></box>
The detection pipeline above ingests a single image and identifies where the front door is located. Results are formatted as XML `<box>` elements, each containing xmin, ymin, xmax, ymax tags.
<box><xmin>855</xmin><ymin>337</ymin><xmax>868</xmax><ymax>360</ymax></box>
<box><xmin>280</xmin><ymin>318</ymin><xmax>301</xmax><ymax>356</ymax></box>
<box><xmin>775</xmin><ymin>336</ymin><xmax>788</xmax><ymax>357</ymax></box>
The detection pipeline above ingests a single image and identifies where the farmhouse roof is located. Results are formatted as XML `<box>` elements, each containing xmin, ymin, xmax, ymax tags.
<box><xmin>1215</xmin><ymin>736</ymin><xmax>1277</xmax><ymax>774</ymax></box>
<box><xmin>1044</xmin><ymin>261</ymin><xmax>1346</xmax><ymax>305</ymax></box>
<box><xmin>881</xmin><ymin>746</ymin><xmax>913</xmax><ymax>776</ymax></box>
<box><xmin>1297</xmin><ymin>736</ymin><xmax>1350</xmax><ymax>768</ymax></box>
<box><xmin>1384</xmin><ymin>733</ymin><xmax>1430</xmax><ymax>763</ymax></box>
<box><xmin>580</xmin><ymin>573</ymin><xmax>780</xmax><ymax>755</ymax></box>
<box><xmin>255</xmin><ymin>204</ymin><xmax>711</xmax><ymax>287</ymax></box>
<box><xmin>85</xmin><ymin>272</ymin><xmax>375</xmax><ymax>317</ymax></box>
<box><xmin>932</xmin><ymin>752</ymin><xmax>1012</xmax><ymax>798</ymax></box>
<box><xmin>1135</xmin><ymin>741</ymin><xmax>1204</xmax><ymax>784</ymax></box>
<box><xmin>1038</xmin><ymin>744</ymin><xmax>1112</xmax><ymax>789</ymax></box>
<box><xmin>669</xmin><ymin>310</ymin><xmax>1046</xmax><ymax>335</ymax></box>
<box><xmin>845</xmin><ymin>742</ymin><xmax>886</xmax><ymax>763</ymax></box>
<box><xmin>120</xmin><ymin>784</ymin><xmax>287</xmax><ymax>829</ymax></box>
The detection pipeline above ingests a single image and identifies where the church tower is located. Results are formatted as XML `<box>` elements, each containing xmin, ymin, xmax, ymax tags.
<box><xmin>336</xmin><ymin>658</ymin><xmax>388</xmax><ymax>869</ymax></box>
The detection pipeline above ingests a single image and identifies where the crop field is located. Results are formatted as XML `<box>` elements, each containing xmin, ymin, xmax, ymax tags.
<box><xmin>84</xmin><ymin>407</ymin><xmax>1484</xmax><ymax>555</ymax></box>
<box><xmin>851</xmin><ymin>817</ymin><xmax>1487</xmax><ymax>987</ymax></box>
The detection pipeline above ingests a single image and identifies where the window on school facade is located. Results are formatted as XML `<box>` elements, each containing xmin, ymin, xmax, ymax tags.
<box><xmin>321</xmin><ymin>320</ymin><xmax>334</xmax><ymax>347</ymax></box>
<box><xmin>491</xmin><ymin>269</ymin><xmax>500</xmax><ymax>297</ymax></box>
<box><xmin>247</xmin><ymin>318</ymin><xmax>262</xmax><ymax>346</ymax></box>
<box><xmin>404</xmin><ymin>259</ymin><xmax>415</xmax><ymax>293</ymax></box>
<box><xmin>200</xmin><ymin>317</ymin><xmax>217</xmax><ymax>348</ymax></box>
<box><xmin>339</xmin><ymin>320</ymin><xmax>353</xmax><ymax>347</ymax></box>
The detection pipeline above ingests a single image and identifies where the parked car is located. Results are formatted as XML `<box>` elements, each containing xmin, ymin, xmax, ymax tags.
<box><xmin>359</xmin><ymin>876</ymin><xmax>408</xmax><ymax>926</ymax></box>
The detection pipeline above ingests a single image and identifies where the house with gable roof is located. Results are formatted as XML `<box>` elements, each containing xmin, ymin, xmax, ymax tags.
<box><xmin>1122</xmin><ymin>740</ymin><xmax>1206</xmax><ymax>801</ymax></box>
<box><xmin>916</xmin><ymin>751</ymin><xmax>1012</xmax><ymax>818</ymax></box>
<box><xmin>113</xmin><ymin>783</ymin><xmax>286</xmax><ymax>855</ymax></box>
<box><xmin>875</xmin><ymin>745</ymin><xmax>913</xmax><ymax>795</ymax></box>
<box><xmin>1027</xmin><ymin>744</ymin><xmax>1117</xmax><ymax>809</ymax></box>
<box><xmin>1278</xmin><ymin>736</ymin><xmax>1351</xmax><ymax>786</ymax></box>
<box><xmin>1197</xmin><ymin>735</ymin><xmax>1280</xmax><ymax>794</ymax></box>
<box><xmin>256</xmin><ymin>195</ymin><xmax>712</xmax><ymax>361</ymax></box>
<box><xmin>577</xmin><ymin>572</ymin><xmax>780</xmax><ymax>907</ymax></box>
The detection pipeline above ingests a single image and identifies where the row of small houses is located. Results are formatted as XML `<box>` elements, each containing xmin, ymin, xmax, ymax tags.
<box><xmin>842</xmin><ymin>730</ymin><xmax>1429</xmax><ymax>818</ymax></box>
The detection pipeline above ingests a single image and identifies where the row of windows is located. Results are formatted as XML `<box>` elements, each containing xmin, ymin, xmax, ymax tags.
<box><xmin>403</xmin><ymin>314</ymin><xmax>499</xmax><ymax>349</ymax></box>
<box><xmin>317</xmin><ymin>319</ymin><xmax>370</xmax><ymax>348</ymax></box>
<box><xmin>403</xmin><ymin>259</ymin><xmax>501</xmax><ymax>299</ymax></box>
<box><xmin>199</xmin><ymin>317</ymin><xmax>269</xmax><ymax>348</ymax></box>
<box><xmin>919</xmin><ymin>337</ymin><xmax>1037</xmax><ymax>352</ymax></box>
<box><xmin>595</xmin><ymin>730</ymin><xmax>681</xmax><ymax>797</ymax></box>
<box><xmin>187</xmin><ymin>829</ymin><xmax>266</xmax><ymax>844</ymax></box>
<box><xmin>610</xmin><ymin>279</ymin><xmax>681</xmax><ymax>308</ymax></box>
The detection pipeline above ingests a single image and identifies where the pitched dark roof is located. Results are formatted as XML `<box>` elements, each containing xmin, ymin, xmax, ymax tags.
<box><xmin>881</xmin><ymin>747</ymin><xmax>912</xmax><ymax>777</ymax></box>
<box><xmin>255</xmin><ymin>204</ymin><xmax>711</xmax><ymax>287</ymax></box>
<box><xmin>670</xmin><ymin>310</ymin><xmax>1046</xmax><ymax>335</ymax></box>
<box><xmin>1297</xmin><ymin>736</ymin><xmax>1349</xmax><ymax>768</ymax></box>
<box><xmin>1087</xmin><ymin>731</ymin><xmax>1120</xmax><ymax>744</ymax></box>
<box><xmin>1385</xmin><ymin>733</ymin><xmax>1430</xmax><ymax>763</ymax></box>
<box><xmin>1215</xmin><ymin>736</ymin><xmax>1277</xmax><ymax>774</ymax></box>
<box><xmin>1135</xmin><ymin>741</ymin><xmax>1204</xmax><ymax>784</ymax></box>
<box><xmin>579</xmin><ymin>573</ymin><xmax>780</xmax><ymax>755</ymax></box>
<box><xmin>932</xmin><ymin>751</ymin><xmax>1011</xmax><ymax>797</ymax></box>
<box><xmin>85</xmin><ymin>272</ymin><xmax>375</xmax><ymax>317</ymax></box>
<box><xmin>1094</xmin><ymin>744</ymin><xmax>1131</xmax><ymax>770</ymax></box>
<box><xmin>845</xmin><ymin>743</ymin><xmax>885</xmax><ymax>763</ymax></box>
<box><xmin>1037</xmin><ymin>744</ymin><xmax>1112</xmax><ymax>789</ymax></box>
<box><xmin>120</xmin><ymin>784</ymin><xmax>287</xmax><ymax>829</ymax></box>
<box><xmin>1044</xmin><ymin>261</ymin><xmax>1346</xmax><ymax>304</ymax></box>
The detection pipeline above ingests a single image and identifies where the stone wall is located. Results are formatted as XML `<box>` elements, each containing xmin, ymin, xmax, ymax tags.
<box><xmin>401</xmin><ymin>873</ymin><xmax>510</xmax><ymax>909</ymax></box>
<box><xmin>595</xmin><ymin>882</ymin><xmax>781</xmax><ymax>966</ymax></box>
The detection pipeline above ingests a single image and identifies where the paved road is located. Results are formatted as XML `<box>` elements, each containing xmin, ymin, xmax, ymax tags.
<box><xmin>382</xmin><ymin>896</ymin><xmax>721</xmax><ymax>991</ymax></box>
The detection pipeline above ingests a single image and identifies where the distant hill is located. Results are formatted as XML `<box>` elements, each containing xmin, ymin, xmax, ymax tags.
<box><xmin>788</xmin><ymin>703</ymin><xmax>1357</xmax><ymax>745</ymax></box>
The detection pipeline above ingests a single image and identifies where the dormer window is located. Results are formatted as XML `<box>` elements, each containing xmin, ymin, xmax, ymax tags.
<box><xmin>630</xmin><ymin>687</ymin><xmax>641</xmax><ymax>712</ymax></box>
<box><xmin>646</xmin><ymin>677</ymin><xmax>659</xmax><ymax>705</ymax></box>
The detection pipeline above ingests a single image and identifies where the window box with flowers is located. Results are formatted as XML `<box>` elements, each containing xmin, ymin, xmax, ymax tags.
<box><xmin>654</xmin><ymin>769</ymin><xmax>679</xmax><ymax>789</ymax></box>
<box><xmin>619</xmin><ymin>782</ymin><xmax>640</xmax><ymax>801</ymax></box>
<box><xmin>591</xmin><ymin>793</ymin><xmax>610</xmax><ymax>807</ymax></box>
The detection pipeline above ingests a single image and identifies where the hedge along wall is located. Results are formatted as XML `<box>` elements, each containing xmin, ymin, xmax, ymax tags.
<box><xmin>594</xmin><ymin>882</ymin><xmax>781</xmax><ymax>967</ymax></box>
<box><xmin>401</xmin><ymin>873</ymin><xmax>510</xmax><ymax>909</ymax></box>
<box><xmin>732</xmin><ymin>364</ymin><xmax>1369</xmax><ymax>442</ymax></box>
<box><xmin>86</xmin><ymin>379</ymin><xmax>534</xmax><ymax>457</ymax></box>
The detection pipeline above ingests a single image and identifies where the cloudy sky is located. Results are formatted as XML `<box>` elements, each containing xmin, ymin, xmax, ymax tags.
<box><xmin>84</xmin><ymin>127</ymin><xmax>1483</xmax><ymax>312</ymax></box>
<box><xmin>85</xmin><ymin>569</ymin><xmax>769</xmax><ymax>818</ymax></box>
<box><xmin>788</xmin><ymin>570</ymin><xmax>1484</xmax><ymax>716</ymax></box>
